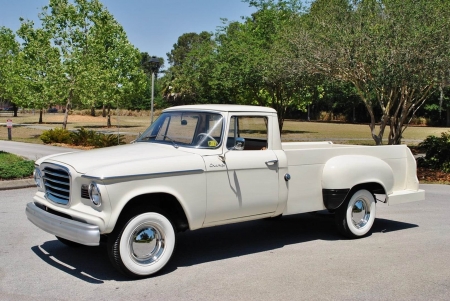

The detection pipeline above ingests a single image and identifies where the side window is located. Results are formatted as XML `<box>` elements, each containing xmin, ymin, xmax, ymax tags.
<box><xmin>228</xmin><ymin>116</ymin><xmax>268</xmax><ymax>150</ymax></box>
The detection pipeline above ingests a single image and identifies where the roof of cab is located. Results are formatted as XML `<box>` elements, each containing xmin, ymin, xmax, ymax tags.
<box><xmin>163</xmin><ymin>104</ymin><xmax>276</xmax><ymax>113</ymax></box>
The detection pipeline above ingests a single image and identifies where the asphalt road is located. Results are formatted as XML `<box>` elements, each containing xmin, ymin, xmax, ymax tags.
<box><xmin>0</xmin><ymin>140</ymin><xmax>79</xmax><ymax>160</ymax></box>
<box><xmin>0</xmin><ymin>184</ymin><xmax>449</xmax><ymax>301</ymax></box>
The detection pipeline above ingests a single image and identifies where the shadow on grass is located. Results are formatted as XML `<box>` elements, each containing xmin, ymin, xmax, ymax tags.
<box><xmin>74</xmin><ymin>125</ymin><xmax>138</xmax><ymax>129</ymax></box>
<box><xmin>281</xmin><ymin>130</ymin><xmax>316</xmax><ymax>134</ymax></box>
<box><xmin>31</xmin><ymin>214</ymin><xmax>417</xmax><ymax>282</ymax></box>
<box><xmin>26</xmin><ymin>122</ymin><xmax>64</xmax><ymax>125</ymax></box>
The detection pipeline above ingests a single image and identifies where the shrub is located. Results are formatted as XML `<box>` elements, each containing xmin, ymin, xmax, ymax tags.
<box><xmin>94</xmin><ymin>133</ymin><xmax>125</xmax><ymax>148</ymax></box>
<box><xmin>71</xmin><ymin>128</ymin><xmax>125</xmax><ymax>148</ymax></box>
<box><xmin>410</xmin><ymin>116</ymin><xmax>429</xmax><ymax>126</ymax></box>
<box><xmin>40</xmin><ymin>128</ymin><xmax>72</xmax><ymax>144</ymax></box>
<box><xmin>0</xmin><ymin>151</ymin><xmax>34</xmax><ymax>180</ymax></box>
<box><xmin>71</xmin><ymin>127</ymin><xmax>98</xmax><ymax>146</ymax></box>
<box><xmin>40</xmin><ymin>127</ymin><xmax>126</xmax><ymax>148</ymax></box>
<box><xmin>417</xmin><ymin>131</ymin><xmax>450</xmax><ymax>172</ymax></box>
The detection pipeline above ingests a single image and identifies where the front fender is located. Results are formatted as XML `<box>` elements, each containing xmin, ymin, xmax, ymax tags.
<box><xmin>322</xmin><ymin>155</ymin><xmax>394</xmax><ymax>194</ymax></box>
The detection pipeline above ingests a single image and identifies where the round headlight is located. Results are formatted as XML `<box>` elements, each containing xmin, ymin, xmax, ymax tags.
<box><xmin>88</xmin><ymin>182</ymin><xmax>102</xmax><ymax>207</ymax></box>
<box><xmin>33</xmin><ymin>167</ymin><xmax>43</xmax><ymax>189</ymax></box>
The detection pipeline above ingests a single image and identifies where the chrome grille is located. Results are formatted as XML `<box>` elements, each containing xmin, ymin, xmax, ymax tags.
<box><xmin>43</xmin><ymin>165</ymin><xmax>71</xmax><ymax>205</ymax></box>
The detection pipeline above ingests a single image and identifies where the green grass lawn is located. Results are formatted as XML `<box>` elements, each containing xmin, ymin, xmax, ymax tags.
<box><xmin>0</xmin><ymin>151</ymin><xmax>34</xmax><ymax>180</ymax></box>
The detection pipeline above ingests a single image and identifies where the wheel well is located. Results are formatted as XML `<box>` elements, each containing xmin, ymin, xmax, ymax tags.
<box><xmin>324</xmin><ymin>182</ymin><xmax>386</xmax><ymax>210</ymax></box>
<box><xmin>118</xmin><ymin>193</ymin><xmax>189</xmax><ymax>233</ymax></box>
<box><xmin>347</xmin><ymin>182</ymin><xmax>386</xmax><ymax>202</ymax></box>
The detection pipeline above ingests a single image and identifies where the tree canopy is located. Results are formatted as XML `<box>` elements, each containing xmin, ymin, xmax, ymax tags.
<box><xmin>163</xmin><ymin>0</ymin><xmax>450</xmax><ymax>143</ymax></box>
<box><xmin>286</xmin><ymin>0</ymin><xmax>450</xmax><ymax>144</ymax></box>
<box><xmin>1</xmin><ymin>0</ymin><xmax>147</xmax><ymax>126</ymax></box>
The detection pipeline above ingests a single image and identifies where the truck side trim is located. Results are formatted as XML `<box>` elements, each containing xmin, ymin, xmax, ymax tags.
<box><xmin>81</xmin><ymin>169</ymin><xmax>204</xmax><ymax>181</ymax></box>
<box><xmin>25</xmin><ymin>202</ymin><xmax>100</xmax><ymax>246</ymax></box>
<box><xmin>322</xmin><ymin>189</ymin><xmax>350</xmax><ymax>210</ymax></box>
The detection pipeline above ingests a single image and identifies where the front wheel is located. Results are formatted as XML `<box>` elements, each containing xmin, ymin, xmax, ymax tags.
<box><xmin>108</xmin><ymin>211</ymin><xmax>176</xmax><ymax>278</ymax></box>
<box><xmin>335</xmin><ymin>189</ymin><xmax>376</xmax><ymax>238</ymax></box>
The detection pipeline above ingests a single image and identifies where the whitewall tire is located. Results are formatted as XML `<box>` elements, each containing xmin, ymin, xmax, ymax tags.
<box><xmin>108</xmin><ymin>211</ymin><xmax>176</xmax><ymax>277</ymax></box>
<box><xmin>335</xmin><ymin>189</ymin><xmax>376</xmax><ymax>238</ymax></box>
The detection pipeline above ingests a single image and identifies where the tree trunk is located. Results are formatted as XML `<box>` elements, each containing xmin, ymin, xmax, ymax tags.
<box><xmin>39</xmin><ymin>109</ymin><xmax>43</xmax><ymax>124</ymax></box>
<box><xmin>107</xmin><ymin>105</ymin><xmax>111</xmax><ymax>128</ymax></box>
<box><xmin>62</xmin><ymin>90</ymin><xmax>73</xmax><ymax>129</ymax></box>
<box><xmin>102</xmin><ymin>104</ymin><xmax>106</xmax><ymax>117</ymax></box>
<box><xmin>91</xmin><ymin>106</ymin><xmax>95</xmax><ymax>117</ymax></box>
<box><xmin>13</xmin><ymin>103</ymin><xmax>18</xmax><ymax>117</ymax></box>
<box><xmin>447</xmin><ymin>107</ymin><xmax>450</xmax><ymax>127</ymax></box>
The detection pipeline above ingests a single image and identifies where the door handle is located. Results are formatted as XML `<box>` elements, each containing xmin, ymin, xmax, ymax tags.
<box><xmin>265</xmin><ymin>159</ymin><xmax>278</xmax><ymax>165</ymax></box>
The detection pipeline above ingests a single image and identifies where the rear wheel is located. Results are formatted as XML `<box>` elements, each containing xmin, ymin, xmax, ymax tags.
<box><xmin>335</xmin><ymin>189</ymin><xmax>376</xmax><ymax>238</ymax></box>
<box><xmin>108</xmin><ymin>211</ymin><xmax>176</xmax><ymax>278</ymax></box>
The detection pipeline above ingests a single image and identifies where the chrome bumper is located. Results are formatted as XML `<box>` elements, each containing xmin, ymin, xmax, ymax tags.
<box><xmin>26</xmin><ymin>202</ymin><xmax>100</xmax><ymax>246</ymax></box>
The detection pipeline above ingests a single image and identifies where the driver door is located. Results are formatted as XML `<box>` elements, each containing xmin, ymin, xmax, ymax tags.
<box><xmin>203</xmin><ymin>115</ymin><xmax>279</xmax><ymax>224</ymax></box>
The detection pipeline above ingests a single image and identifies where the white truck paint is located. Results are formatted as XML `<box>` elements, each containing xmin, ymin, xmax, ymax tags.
<box><xmin>26</xmin><ymin>104</ymin><xmax>424</xmax><ymax>278</ymax></box>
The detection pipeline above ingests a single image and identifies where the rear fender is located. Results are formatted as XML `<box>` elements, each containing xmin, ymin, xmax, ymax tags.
<box><xmin>322</xmin><ymin>155</ymin><xmax>393</xmax><ymax>209</ymax></box>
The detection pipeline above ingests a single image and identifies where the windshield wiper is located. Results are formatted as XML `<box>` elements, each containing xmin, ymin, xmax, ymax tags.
<box><xmin>163</xmin><ymin>135</ymin><xmax>179</xmax><ymax>149</ymax></box>
<box><xmin>139</xmin><ymin>134</ymin><xmax>157</xmax><ymax>141</ymax></box>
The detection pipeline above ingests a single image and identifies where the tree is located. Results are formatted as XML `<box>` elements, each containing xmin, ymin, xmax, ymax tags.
<box><xmin>38</xmin><ymin>0</ymin><xmax>146</xmax><ymax>128</ymax></box>
<box><xmin>0</xmin><ymin>26</ymin><xmax>20</xmax><ymax>116</ymax></box>
<box><xmin>288</xmin><ymin>0</ymin><xmax>450</xmax><ymax>144</ymax></box>
<box><xmin>213</xmin><ymin>0</ymin><xmax>309</xmax><ymax>130</ymax></box>
<box><xmin>163</xmin><ymin>31</ymin><xmax>215</xmax><ymax>105</ymax></box>
<box><xmin>16</xmin><ymin>20</ymin><xmax>65</xmax><ymax>123</ymax></box>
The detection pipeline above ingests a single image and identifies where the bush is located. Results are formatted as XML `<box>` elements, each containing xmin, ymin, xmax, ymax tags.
<box><xmin>410</xmin><ymin>116</ymin><xmax>429</xmax><ymax>126</ymax></box>
<box><xmin>94</xmin><ymin>133</ymin><xmax>125</xmax><ymax>147</ymax></box>
<box><xmin>40</xmin><ymin>128</ymin><xmax>72</xmax><ymax>144</ymax></box>
<box><xmin>417</xmin><ymin>131</ymin><xmax>450</xmax><ymax>172</ymax></box>
<box><xmin>0</xmin><ymin>151</ymin><xmax>34</xmax><ymax>180</ymax></box>
<box><xmin>40</xmin><ymin>127</ymin><xmax>126</xmax><ymax>148</ymax></box>
<box><xmin>70</xmin><ymin>127</ymin><xmax>98</xmax><ymax>146</ymax></box>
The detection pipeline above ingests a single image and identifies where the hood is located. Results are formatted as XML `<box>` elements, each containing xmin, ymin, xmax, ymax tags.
<box><xmin>46</xmin><ymin>142</ymin><xmax>202</xmax><ymax>174</ymax></box>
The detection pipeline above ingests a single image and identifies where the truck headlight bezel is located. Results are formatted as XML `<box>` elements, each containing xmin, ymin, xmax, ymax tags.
<box><xmin>88</xmin><ymin>182</ymin><xmax>102</xmax><ymax>207</ymax></box>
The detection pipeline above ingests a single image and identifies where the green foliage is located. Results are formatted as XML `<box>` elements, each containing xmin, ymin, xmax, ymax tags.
<box><xmin>94</xmin><ymin>133</ymin><xmax>125</xmax><ymax>148</ymax></box>
<box><xmin>163</xmin><ymin>1</ymin><xmax>309</xmax><ymax>130</ymax></box>
<box><xmin>41</xmin><ymin>127</ymin><xmax>125</xmax><ymax>148</ymax></box>
<box><xmin>0</xmin><ymin>26</ymin><xmax>20</xmax><ymax>103</ymax></box>
<box><xmin>70</xmin><ymin>128</ymin><xmax>99</xmax><ymax>147</ymax></box>
<box><xmin>40</xmin><ymin>128</ymin><xmax>72</xmax><ymax>144</ymax></box>
<box><xmin>418</xmin><ymin>132</ymin><xmax>450</xmax><ymax>173</ymax></box>
<box><xmin>0</xmin><ymin>151</ymin><xmax>34</xmax><ymax>180</ymax></box>
<box><xmin>11</xmin><ymin>0</ymin><xmax>148</xmax><ymax>128</ymax></box>
<box><xmin>287</xmin><ymin>0</ymin><xmax>450</xmax><ymax>144</ymax></box>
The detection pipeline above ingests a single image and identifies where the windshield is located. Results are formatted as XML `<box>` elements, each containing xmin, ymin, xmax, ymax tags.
<box><xmin>137</xmin><ymin>111</ymin><xmax>224</xmax><ymax>149</ymax></box>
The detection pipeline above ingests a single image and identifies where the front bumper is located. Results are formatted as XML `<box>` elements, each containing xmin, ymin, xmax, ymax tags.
<box><xmin>26</xmin><ymin>202</ymin><xmax>100</xmax><ymax>246</ymax></box>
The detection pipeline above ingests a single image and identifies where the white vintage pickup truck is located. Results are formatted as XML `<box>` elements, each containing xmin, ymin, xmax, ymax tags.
<box><xmin>26</xmin><ymin>104</ymin><xmax>424</xmax><ymax>277</ymax></box>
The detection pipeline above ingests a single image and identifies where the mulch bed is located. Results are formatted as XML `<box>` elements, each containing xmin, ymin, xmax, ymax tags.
<box><xmin>417</xmin><ymin>167</ymin><xmax>450</xmax><ymax>184</ymax></box>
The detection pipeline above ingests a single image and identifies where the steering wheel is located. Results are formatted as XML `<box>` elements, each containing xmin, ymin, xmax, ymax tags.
<box><xmin>196</xmin><ymin>133</ymin><xmax>217</xmax><ymax>145</ymax></box>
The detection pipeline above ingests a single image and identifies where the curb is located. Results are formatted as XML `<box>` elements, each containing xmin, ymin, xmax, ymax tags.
<box><xmin>0</xmin><ymin>178</ymin><xmax>35</xmax><ymax>191</ymax></box>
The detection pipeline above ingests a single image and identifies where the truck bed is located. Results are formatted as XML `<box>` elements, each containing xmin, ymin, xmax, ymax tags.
<box><xmin>280</xmin><ymin>141</ymin><xmax>421</xmax><ymax>215</ymax></box>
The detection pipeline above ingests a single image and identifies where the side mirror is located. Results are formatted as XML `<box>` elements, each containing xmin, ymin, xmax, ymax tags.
<box><xmin>181</xmin><ymin>120</ymin><xmax>187</xmax><ymax>125</ymax></box>
<box><xmin>234</xmin><ymin>137</ymin><xmax>245</xmax><ymax>150</ymax></box>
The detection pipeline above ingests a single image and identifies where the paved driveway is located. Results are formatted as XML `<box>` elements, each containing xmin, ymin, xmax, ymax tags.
<box><xmin>0</xmin><ymin>140</ymin><xmax>78</xmax><ymax>160</ymax></box>
<box><xmin>0</xmin><ymin>184</ymin><xmax>449</xmax><ymax>300</ymax></box>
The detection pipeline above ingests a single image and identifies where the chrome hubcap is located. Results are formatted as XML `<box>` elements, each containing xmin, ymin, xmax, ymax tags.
<box><xmin>351</xmin><ymin>199</ymin><xmax>370</xmax><ymax>229</ymax></box>
<box><xmin>130</xmin><ymin>223</ymin><xmax>165</xmax><ymax>265</ymax></box>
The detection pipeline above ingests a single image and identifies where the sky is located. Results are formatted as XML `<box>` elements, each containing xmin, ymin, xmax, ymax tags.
<box><xmin>0</xmin><ymin>0</ymin><xmax>256</xmax><ymax>68</ymax></box>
